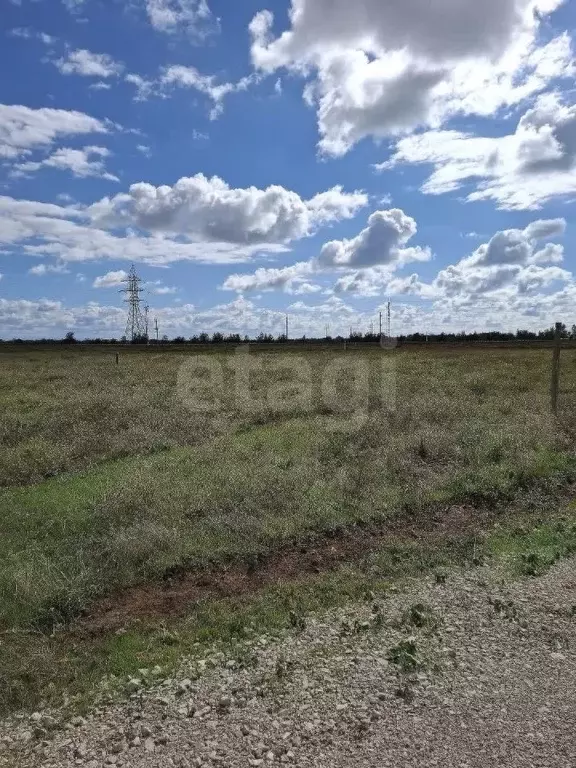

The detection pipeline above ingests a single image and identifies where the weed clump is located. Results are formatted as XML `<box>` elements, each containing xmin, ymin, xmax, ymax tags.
<box><xmin>387</xmin><ymin>637</ymin><xmax>423</xmax><ymax>672</ymax></box>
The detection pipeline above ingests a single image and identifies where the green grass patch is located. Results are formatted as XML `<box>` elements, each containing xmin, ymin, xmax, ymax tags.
<box><xmin>3</xmin><ymin>346</ymin><xmax>576</xmax><ymax>716</ymax></box>
<box><xmin>488</xmin><ymin>517</ymin><xmax>576</xmax><ymax>576</ymax></box>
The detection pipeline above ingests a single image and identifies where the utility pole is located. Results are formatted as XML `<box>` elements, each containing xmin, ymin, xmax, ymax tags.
<box><xmin>379</xmin><ymin>311</ymin><xmax>382</xmax><ymax>338</ymax></box>
<box><xmin>551</xmin><ymin>321</ymin><xmax>562</xmax><ymax>415</ymax></box>
<box><xmin>144</xmin><ymin>304</ymin><xmax>150</xmax><ymax>345</ymax></box>
<box><xmin>120</xmin><ymin>265</ymin><xmax>147</xmax><ymax>342</ymax></box>
<box><xmin>154</xmin><ymin>317</ymin><xmax>159</xmax><ymax>343</ymax></box>
<box><xmin>386</xmin><ymin>300</ymin><xmax>391</xmax><ymax>339</ymax></box>
<box><xmin>285</xmin><ymin>314</ymin><xmax>289</xmax><ymax>340</ymax></box>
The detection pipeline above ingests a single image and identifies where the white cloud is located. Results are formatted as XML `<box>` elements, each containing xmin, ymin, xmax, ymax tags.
<box><xmin>9</xmin><ymin>27</ymin><xmax>33</xmax><ymax>38</ymax></box>
<box><xmin>136</xmin><ymin>144</ymin><xmax>151</xmax><ymax>156</ymax></box>
<box><xmin>0</xmin><ymin>195</ymin><xmax>289</xmax><ymax>267</ymax></box>
<box><xmin>145</xmin><ymin>0</ymin><xmax>215</xmax><ymax>36</ymax></box>
<box><xmin>332</xmin><ymin>267</ymin><xmax>434</xmax><ymax>298</ymax></box>
<box><xmin>13</xmin><ymin>146</ymin><xmax>118</xmax><ymax>181</ymax></box>
<box><xmin>249</xmin><ymin>0</ymin><xmax>571</xmax><ymax>155</ymax></box>
<box><xmin>28</xmin><ymin>262</ymin><xmax>70</xmax><ymax>276</ymax></box>
<box><xmin>89</xmin><ymin>82</ymin><xmax>112</xmax><ymax>91</ymax></box>
<box><xmin>10</xmin><ymin>28</ymin><xmax>56</xmax><ymax>44</ymax></box>
<box><xmin>62</xmin><ymin>0</ymin><xmax>87</xmax><ymax>11</ymax></box>
<box><xmin>221</xmin><ymin>207</ymin><xmax>428</xmax><ymax>294</ymax></box>
<box><xmin>222</xmin><ymin>261</ymin><xmax>313</xmax><ymax>293</ymax></box>
<box><xmin>5</xmin><ymin>284</ymin><xmax>576</xmax><ymax>339</ymax></box>
<box><xmin>124</xmin><ymin>73</ymin><xmax>157</xmax><ymax>101</ymax></box>
<box><xmin>318</xmin><ymin>209</ymin><xmax>430</xmax><ymax>268</ymax></box>
<box><xmin>160</xmin><ymin>66</ymin><xmax>259</xmax><ymax>118</ymax></box>
<box><xmin>55</xmin><ymin>49</ymin><xmax>124</xmax><ymax>78</ymax></box>
<box><xmin>0</xmin><ymin>104</ymin><xmax>109</xmax><ymax>159</ymax></box>
<box><xmin>89</xmin><ymin>174</ymin><xmax>367</xmax><ymax>245</ymax></box>
<box><xmin>409</xmin><ymin>218</ymin><xmax>568</xmax><ymax>302</ymax></box>
<box><xmin>381</xmin><ymin>93</ymin><xmax>576</xmax><ymax>209</ymax></box>
<box><xmin>93</xmin><ymin>270</ymin><xmax>128</xmax><ymax>288</ymax></box>
<box><xmin>146</xmin><ymin>281</ymin><xmax>178</xmax><ymax>294</ymax></box>
<box><xmin>230</xmin><ymin>212</ymin><xmax>570</xmax><ymax>306</ymax></box>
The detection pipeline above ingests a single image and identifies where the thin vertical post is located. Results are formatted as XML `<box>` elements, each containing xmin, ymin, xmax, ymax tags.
<box><xmin>285</xmin><ymin>314</ymin><xmax>289</xmax><ymax>340</ymax></box>
<box><xmin>379</xmin><ymin>311</ymin><xmax>382</xmax><ymax>338</ymax></box>
<box><xmin>551</xmin><ymin>322</ymin><xmax>562</xmax><ymax>415</ymax></box>
<box><xmin>115</xmin><ymin>352</ymin><xmax>119</xmax><ymax>365</ymax></box>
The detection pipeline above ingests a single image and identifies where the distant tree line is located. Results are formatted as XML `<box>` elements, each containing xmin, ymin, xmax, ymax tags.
<box><xmin>1</xmin><ymin>324</ymin><xmax>576</xmax><ymax>345</ymax></box>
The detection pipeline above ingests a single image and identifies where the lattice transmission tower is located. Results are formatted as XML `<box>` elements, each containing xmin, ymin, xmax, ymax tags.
<box><xmin>120</xmin><ymin>265</ymin><xmax>148</xmax><ymax>342</ymax></box>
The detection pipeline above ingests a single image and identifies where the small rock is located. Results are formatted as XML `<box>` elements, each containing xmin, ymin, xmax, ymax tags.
<box><xmin>218</xmin><ymin>696</ymin><xmax>232</xmax><ymax>710</ymax></box>
<box><xmin>126</xmin><ymin>678</ymin><xmax>142</xmax><ymax>693</ymax></box>
<box><xmin>70</xmin><ymin>716</ymin><xmax>86</xmax><ymax>727</ymax></box>
<box><xmin>144</xmin><ymin>737</ymin><xmax>156</xmax><ymax>753</ymax></box>
<box><xmin>74</xmin><ymin>743</ymin><xmax>88</xmax><ymax>759</ymax></box>
<box><xmin>40</xmin><ymin>715</ymin><xmax>58</xmax><ymax>730</ymax></box>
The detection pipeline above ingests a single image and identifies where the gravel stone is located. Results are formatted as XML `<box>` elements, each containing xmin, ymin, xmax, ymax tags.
<box><xmin>4</xmin><ymin>556</ymin><xmax>576</xmax><ymax>767</ymax></box>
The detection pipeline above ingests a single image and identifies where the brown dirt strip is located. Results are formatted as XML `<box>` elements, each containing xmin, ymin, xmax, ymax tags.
<box><xmin>77</xmin><ymin>502</ymin><xmax>504</xmax><ymax>635</ymax></box>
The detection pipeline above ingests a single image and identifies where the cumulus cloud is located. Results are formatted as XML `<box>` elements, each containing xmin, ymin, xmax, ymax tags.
<box><xmin>13</xmin><ymin>146</ymin><xmax>118</xmax><ymax>181</ymax></box>
<box><xmin>55</xmin><ymin>49</ymin><xmax>124</xmax><ymax>78</ymax></box>
<box><xmin>28</xmin><ymin>262</ymin><xmax>70</xmax><ymax>276</ymax></box>
<box><xmin>221</xmin><ymin>207</ymin><xmax>428</xmax><ymax>294</ymax></box>
<box><xmin>381</xmin><ymin>94</ymin><xmax>576</xmax><ymax>209</ymax></box>
<box><xmin>93</xmin><ymin>270</ymin><xmax>128</xmax><ymax>288</ymax></box>
<box><xmin>222</xmin><ymin>261</ymin><xmax>313</xmax><ymax>293</ymax></box>
<box><xmin>250</xmin><ymin>0</ymin><xmax>571</xmax><ymax>155</ymax></box>
<box><xmin>0</xmin><ymin>178</ymin><xmax>362</xmax><ymax>268</ymax></box>
<box><xmin>333</xmin><ymin>268</ymin><xmax>434</xmax><ymax>298</ymax></box>
<box><xmin>0</xmin><ymin>104</ymin><xmax>109</xmax><ymax>159</ymax></box>
<box><xmin>146</xmin><ymin>280</ymin><xmax>178</xmax><ymax>294</ymax></box>
<box><xmin>327</xmin><ymin>216</ymin><xmax>569</xmax><ymax>302</ymax></box>
<box><xmin>89</xmin><ymin>175</ymin><xmax>367</xmax><ymax>245</ymax></box>
<box><xmin>0</xmin><ymin>195</ymin><xmax>286</xmax><ymax>266</ymax></box>
<box><xmin>421</xmin><ymin>218</ymin><xmax>569</xmax><ymax>302</ymax></box>
<box><xmin>5</xmin><ymin>286</ymin><xmax>576</xmax><ymax>340</ymax></box>
<box><xmin>318</xmin><ymin>209</ymin><xmax>430</xmax><ymax>268</ymax></box>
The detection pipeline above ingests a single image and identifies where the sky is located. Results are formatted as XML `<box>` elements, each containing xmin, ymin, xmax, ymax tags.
<box><xmin>1</xmin><ymin>0</ymin><xmax>576</xmax><ymax>339</ymax></box>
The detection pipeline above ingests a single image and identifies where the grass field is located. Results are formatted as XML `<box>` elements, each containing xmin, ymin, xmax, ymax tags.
<box><xmin>2</xmin><ymin>344</ymin><xmax>576</xmax><ymax>714</ymax></box>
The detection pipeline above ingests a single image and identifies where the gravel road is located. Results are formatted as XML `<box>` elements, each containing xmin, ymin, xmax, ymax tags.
<box><xmin>3</xmin><ymin>556</ymin><xmax>576</xmax><ymax>768</ymax></box>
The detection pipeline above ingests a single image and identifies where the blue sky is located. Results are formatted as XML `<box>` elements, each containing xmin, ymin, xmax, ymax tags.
<box><xmin>1</xmin><ymin>0</ymin><xmax>576</xmax><ymax>338</ymax></box>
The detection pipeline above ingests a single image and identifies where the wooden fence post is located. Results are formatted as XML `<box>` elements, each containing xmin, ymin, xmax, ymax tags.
<box><xmin>115</xmin><ymin>352</ymin><xmax>119</xmax><ymax>365</ymax></box>
<box><xmin>551</xmin><ymin>322</ymin><xmax>562</xmax><ymax>415</ymax></box>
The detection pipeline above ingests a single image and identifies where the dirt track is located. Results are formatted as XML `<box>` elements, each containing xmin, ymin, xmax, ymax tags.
<box><xmin>78</xmin><ymin>503</ymin><xmax>494</xmax><ymax>634</ymax></box>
